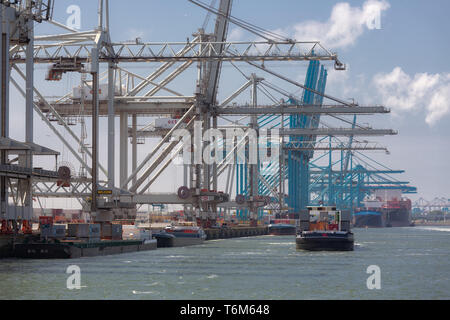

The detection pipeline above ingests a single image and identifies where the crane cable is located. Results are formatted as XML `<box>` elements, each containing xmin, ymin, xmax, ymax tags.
<box><xmin>201</xmin><ymin>0</ymin><xmax>217</xmax><ymax>30</ymax></box>
<box><xmin>188</xmin><ymin>0</ymin><xmax>291</xmax><ymax>42</ymax></box>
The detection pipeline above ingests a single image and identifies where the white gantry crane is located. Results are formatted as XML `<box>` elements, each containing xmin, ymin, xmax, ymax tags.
<box><xmin>1</xmin><ymin>0</ymin><xmax>397</xmax><ymax>229</ymax></box>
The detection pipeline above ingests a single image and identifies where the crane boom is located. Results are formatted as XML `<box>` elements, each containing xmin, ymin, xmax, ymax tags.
<box><xmin>205</xmin><ymin>0</ymin><xmax>233</xmax><ymax>105</ymax></box>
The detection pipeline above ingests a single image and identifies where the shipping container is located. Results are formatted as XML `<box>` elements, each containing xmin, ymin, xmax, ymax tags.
<box><xmin>100</xmin><ymin>223</ymin><xmax>112</xmax><ymax>238</ymax></box>
<box><xmin>153</xmin><ymin>118</ymin><xmax>178</xmax><ymax>129</ymax></box>
<box><xmin>72</xmin><ymin>84</ymin><xmax>122</xmax><ymax>101</ymax></box>
<box><xmin>112</xmin><ymin>224</ymin><xmax>123</xmax><ymax>240</ymax></box>
<box><xmin>122</xmin><ymin>225</ymin><xmax>150</xmax><ymax>240</ymax></box>
<box><xmin>39</xmin><ymin>216</ymin><xmax>54</xmax><ymax>238</ymax></box>
<box><xmin>40</xmin><ymin>224</ymin><xmax>53</xmax><ymax>238</ymax></box>
<box><xmin>89</xmin><ymin>224</ymin><xmax>101</xmax><ymax>238</ymax></box>
<box><xmin>52</xmin><ymin>224</ymin><xmax>66</xmax><ymax>238</ymax></box>
<box><xmin>68</xmin><ymin>223</ymin><xmax>101</xmax><ymax>238</ymax></box>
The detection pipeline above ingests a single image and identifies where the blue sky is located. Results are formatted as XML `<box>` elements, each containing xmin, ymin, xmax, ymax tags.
<box><xmin>11</xmin><ymin>0</ymin><xmax>450</xmax><ymax>207</ymax></box>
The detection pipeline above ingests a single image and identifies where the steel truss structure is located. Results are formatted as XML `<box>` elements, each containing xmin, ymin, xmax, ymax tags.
<box><xmin>1</xmin><ymin>0</ymin><xmax>414</xmax><ymax>229</ymax></box>
<box><xmin>413</xmin><ymin>197</ymin><xmax>450</xmax><ymax>214</ymax></box>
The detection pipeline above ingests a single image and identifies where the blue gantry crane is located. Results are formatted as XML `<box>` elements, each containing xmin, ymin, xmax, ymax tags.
<box><xmin>232</xmin><ymin>60</ymin><xmax>415</xmax><ymax>221</ymax></box>
<box><xmin>235</xmin><ymin>60</ymin><xmax>327</xmax><ymax>217</ymax></box>
<box><xmin>286</xmin><ymin>61</ymin><xmax>327</xmax><ymax>213</ymax></box>
<box><xmin>309</xmin><ymin>148</ymin><xmax>417</xmax><ymax>214</ymax></box>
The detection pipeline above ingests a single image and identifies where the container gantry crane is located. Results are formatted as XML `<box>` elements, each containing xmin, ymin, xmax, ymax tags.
<box><xmin>2</xmin><ymin>0</ymin><xmax>402</xmax><ymax>231</ymax></box>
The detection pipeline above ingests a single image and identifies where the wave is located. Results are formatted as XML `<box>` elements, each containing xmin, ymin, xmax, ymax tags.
<box><xmin>223</xmin><ymin>251</ymin><xmax>265</xmax><ymax>256</ymax></box>
<box><xmin>267</xmin><ymin>242</ymin><xmax>294</xmax><ymax>246</ymax></box>
<box><xmin>132</xmin><ymin>290</ymin><xmax>158</xmax><ymax>295</ymax></box>
<box><xmin>416</xmin><ymin>226</ymin><xmax>450</xmax><ymax>233</ymax></box>
<box><xmin>145</xmin><ymin>282</ymin><xmax>160</xmax><ymax>287</ymax></box>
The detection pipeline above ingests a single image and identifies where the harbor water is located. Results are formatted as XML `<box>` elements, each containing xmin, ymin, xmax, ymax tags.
<box><xmin>0</xmin><ymin>226</ymin><xmax>449</xmax><ymax>300</ymax></box>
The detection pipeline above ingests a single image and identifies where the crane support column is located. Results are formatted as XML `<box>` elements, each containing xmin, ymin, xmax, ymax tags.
<box><xmin>0</xmin><ymin>6</ymin><xmax>10</xmax><ymax>224</ymax></box>
<box><xmin>23</xmin><ymin>17</ymin><xmax>34</xmax><ymax>225</ymax></box>
<box><xmin>249</xmin><ymin>74</ymin><xmax>259</xmax><ymax>226</ymax></box>
<box><xmin>107</xmin><ymin>61</ymin><xmax>115</xmax><ymax>189</ymax></box>
<box><xmin>120</xmin><ymin>112</ymin><xmax>128</xmax><ymax>189</ymax></box>
<box><xmin>132</xmin><ymin>114</ymin><xmax>137</xmax><ymax>186</ymax></box>
<box><xmin>90</xmin><ymin>48</ymin><xmax>100</xmax><ymax>215</ymax></box>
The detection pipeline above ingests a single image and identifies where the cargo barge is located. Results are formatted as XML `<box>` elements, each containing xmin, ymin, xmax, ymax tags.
<box><xmin>3</xmin><ymin>213</ymin><xmax>272</xmax><ymax>258</ymax></box>
<box><xmin>8</xmin><ymin>218</ymin><xmax>156</xmax><ymax>259</ymax></box>
<box><xmin>151</xmin><ymin>220</ymin><xmax>269</xmax><ymax>245</ymax></box>
<box><xmin>268</xmin><ymin>223</ymin><xmax>296</xmax><ymax>236</ymax></box>
<box><xmin>1</xmin><ymin>234</ymin><xmax>26</xmax><ymax>258</ymax></box>
<box><xmin>296</xmin><ymin>231</ymin><xmax>354</xmax><ymax>251</ymax></box>
<box><xmin>203</xmin><ymin>225</ymin><xmax>268</xmax><ymax>239</ymax></box>
<box><xmin>14</xmin><ymin>238</ymin><xmax>157</xmax><ymax>259</ymax></box>
<box><xmin>296</xmin><ymin>206</ymin><xmax>354</xmax><ymax>251</ymax></box>
<box><xmin>153</xmin><ymin>224</ymin><xmax>206</xmax><ymax>248</ymax></box>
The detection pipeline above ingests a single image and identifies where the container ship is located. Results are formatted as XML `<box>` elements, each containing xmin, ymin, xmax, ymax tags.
<box><xmin>296</xmin><ymin>206</ymin><xmax>354</xmax><ymax>251</ymax></box>
<box><xmin>354</xmin><ymin>190</ymin><xmax>412</xmax><ymax>228</ymax></box>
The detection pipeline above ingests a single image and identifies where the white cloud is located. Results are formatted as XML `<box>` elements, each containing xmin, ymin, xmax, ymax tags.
<box><xmin>125</xmin><ymin>28</ymin><xmax>147</xmax><ymax>42</ymax></box>
<box><xmin>228</xmin><ymin>28</ymin><xmax>244</xmax><ymax>41</ymax></box>
<box><xmin>426</xmin><ymin>84</ymin><xmax>450</xmax><ymax>125</ymax></box>
<box><xmin>321</xmin><ymin>65</ymin><xmax>370</xmax><ymax>103</ymax></box>
<box><xmin>228</xmin><ymin>1</ymin><xmax>389</xmax><ymax>50</ymax></box>
<box><xmin>325</xmin><ymin>64</ymin><xmax>352</xmax><ymax>98</ymax></box>
<box><xmin>326</xmin><ymin>64</ymin><xmax>350</xmax><ymax>85</ymax></box>
<box><xmin>292</xmin><ymin>0</ymin><xmax>390</xmax><ymax>49</ymax></box>
<box><xmin>373</xmin><ymin>67</ymin><xmax>450</xmax><ymax>125</ymax></box>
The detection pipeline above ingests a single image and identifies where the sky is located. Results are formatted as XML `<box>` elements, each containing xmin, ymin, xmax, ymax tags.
<box><xmin>8</xmin><ymin>0</ymin><xmax>450</xmax><ymax>208</ymax></box>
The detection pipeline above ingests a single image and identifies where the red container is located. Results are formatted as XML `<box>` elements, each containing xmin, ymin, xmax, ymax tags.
<box><xmin>328</xmin><ymin>223</ymin><xmax>339</xmax><ymax>231</ymax></box>
<box><xmin>39</xmin><ymin>216</ymin><xmax>53</xmax><ymax>225</ymax></box>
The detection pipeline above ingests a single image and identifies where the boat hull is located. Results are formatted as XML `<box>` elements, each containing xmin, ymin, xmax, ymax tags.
<box><xmin>386</xmin><ymin>208</ymin><xmax>411</xmax><ymax>227</ymax></box>
<box><xmin>1</xmin><ymin>234</ymin><xmax>27</xmax><ymax>258</ymax></box>
<box><xmin>172</xmin><ymin>237</ymin><xmax>204</xmax><ymax>247</ymax></box>
<box><xmin>13</xmin><ymin>240</ymin><xmax>157</xmax><ymax>259</ymax></box>
<box><xmin>353</xmin><ymin>213</ymin><xmax>383</xmax><ymax>228</ymax></box>
<box><xmin>296</xmin><ymin>232</ymin><xmax>354</xmax><ymax>251</ymax></box>
<box><xmin>354</xmin><ymin>208</ymin><xmax>412</xmax><ymax>228</ymax></box>
<box><xmin>14</xmin><ymin>243</ymin><xmax>75</xmax><ymax>259</ymax></box>
<box><xmin>153</xmin><ymin>233</ymin><xmax>205</xmax><ymax>248</ymax></box>
<box><xmin>268</xmin><ymin>224</ymin><xmax>296</xmax><ymax>236</ymax></box>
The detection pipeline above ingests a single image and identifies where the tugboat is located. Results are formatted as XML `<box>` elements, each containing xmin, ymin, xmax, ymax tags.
<box><xmin>153</xmin><ymin>222</ymin><xmax>206</xmax><ymax>248</ymax></box>
<box><xmin>296</xmin><ymin>206</ymin><xmax>354</xmax><ymax>251</ymax></box>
